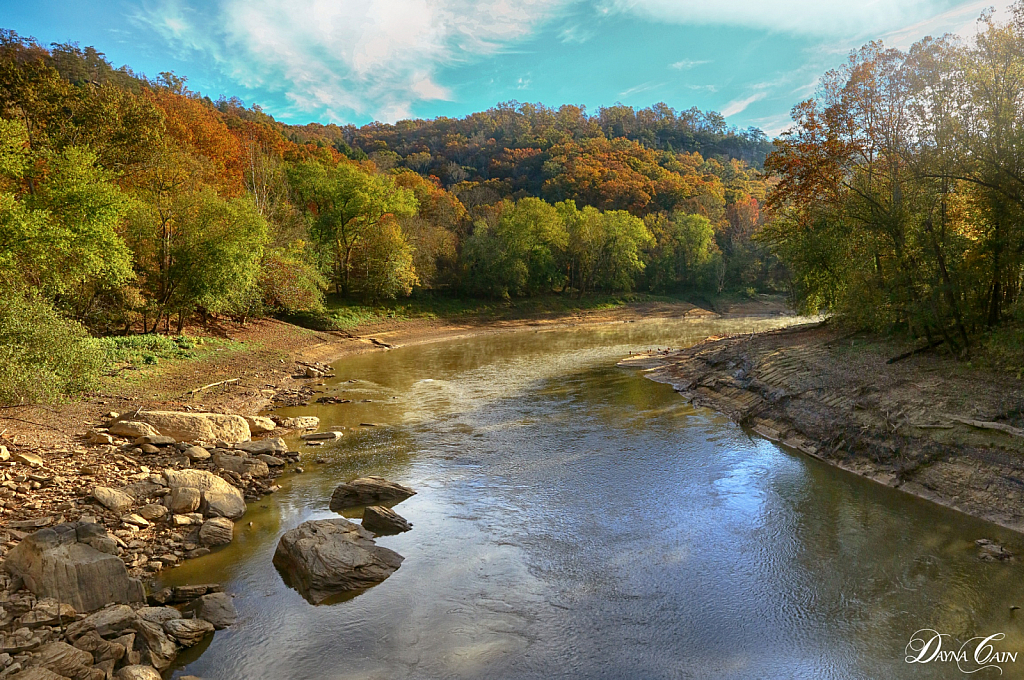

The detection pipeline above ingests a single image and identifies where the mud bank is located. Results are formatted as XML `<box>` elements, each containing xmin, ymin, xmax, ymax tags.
<box><xmin>620</xmin><ymin>322</ymin><xmax>1024</xmax><ymax>533</ymax></box>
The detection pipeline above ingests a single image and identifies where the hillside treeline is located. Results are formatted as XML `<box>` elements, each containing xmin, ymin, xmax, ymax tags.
<box><xmin>764</xmin><ymin>5</ymin><xmax>1024</xmax><ymax>353</ymax></box>
<box><xmin>0</xmin><ymin>30</ymin><xmax>779</xmax><ymax>402</ymax></box>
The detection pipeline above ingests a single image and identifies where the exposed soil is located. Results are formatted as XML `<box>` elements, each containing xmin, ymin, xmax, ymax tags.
<box><xmin>621</xmin><ymin>322</ymin><xmax>1024</xmax><ymax>532</ymax></box>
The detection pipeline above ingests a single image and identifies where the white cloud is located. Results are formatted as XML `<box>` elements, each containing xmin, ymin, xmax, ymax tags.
<box><xmin>602</xmin><ymin>0</ymin><xmax>966</xmax><ymax>37</ymax></box>
<box><xmin>670</xmin><ymin>59</ymin><xmax>711</xmax><ymax>69</ymax></box>
<box><xmin>139</xmin><ymin>0</ymin><xmax>573</xmax><ymax>122</ymax></box>
<box><xmin>721</xmin><ymin>91</ymin><xmax>767</xmax><ymax>117</ymax></box>
<box><xmin>619</xmin><ymin>81</ymin><xmax>664</xmax><ymax>97</ymax></box>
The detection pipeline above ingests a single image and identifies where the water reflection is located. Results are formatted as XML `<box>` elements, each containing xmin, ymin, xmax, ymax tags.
<box><xmin>160</xmin><ymin>317</ymin><xmax>1024</xmax><ymax>679</ymax></box>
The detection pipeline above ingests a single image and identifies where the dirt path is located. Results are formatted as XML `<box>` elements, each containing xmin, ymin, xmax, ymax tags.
<box><xmin>621</xmin><ymin>323</ymin><xmax>1024</xmax><ymax>533</ymax></box>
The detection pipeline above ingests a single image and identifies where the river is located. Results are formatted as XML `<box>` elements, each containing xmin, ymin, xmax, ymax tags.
<box><xmin>160</xmin><ymin>317</ymin><xmax>1024</xmax><ymax>679</ymax></box>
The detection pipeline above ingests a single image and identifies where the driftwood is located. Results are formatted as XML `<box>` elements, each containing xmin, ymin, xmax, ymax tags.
<box><xmin>188</xmin><ymin>378</ymin><xmax>240</xmax><ymax>396</ymax></box>
<box><xmin>949</xmin><ymin>416</ymin><xmax>1024</xmax><ymax>438</ymax></box>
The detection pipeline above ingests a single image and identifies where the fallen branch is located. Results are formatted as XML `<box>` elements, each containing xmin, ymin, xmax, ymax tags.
<box><xmin>948</xmin><ymin>416</ymin><xmax>1024</xmax><ymax>438</ymax></box>
<box><xmin>189</xmin><ymin>378</ymin><xmax>240</xmax><ymax>396</ymax></box>
<box><xmin>886</xmin><ymin>339</ymin><xmax>945</xmax><ymax>364</ymax></box>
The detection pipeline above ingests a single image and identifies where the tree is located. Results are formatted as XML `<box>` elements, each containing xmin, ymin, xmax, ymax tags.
<box><xmin>288</xmin><ymin>160</ymin><xmax>418</xmax><ymax>295</ymax></box>
<box><xmin>463</xmin><ymin>197</ymin><xmax>567</xmax><ymax>297</ymax></box>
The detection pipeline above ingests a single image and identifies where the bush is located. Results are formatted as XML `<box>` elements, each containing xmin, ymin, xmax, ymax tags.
<box><xmin>0</xmin><ymin>292</ymin><xmax>103</xmax><ymax>405</ymax></box>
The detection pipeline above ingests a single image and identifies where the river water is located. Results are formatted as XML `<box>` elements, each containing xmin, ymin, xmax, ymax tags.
<box><xmin>161</xmin><ymin>317</ymin><xmax>1024</xmax><ymax>679</ymax></box>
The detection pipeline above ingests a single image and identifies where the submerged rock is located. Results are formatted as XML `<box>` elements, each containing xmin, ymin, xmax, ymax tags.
<box><xmin>361</xmin><ymin>506</ymin><xmax>412</xmax><ymax>535</ymax></box>
<box><xmin>4</xmin><ymin>524</ymin><xmax>145</xmax><ymax>613</ymax></box>
<box><xmin>273</xmin><ymin>518</ymin><xmax>404</xmax><ymax>604</ymax></box>
<box><xmin>328</xmin><ymin>476</ymin><xmax>416</xmax><ymax>511</ymax></box>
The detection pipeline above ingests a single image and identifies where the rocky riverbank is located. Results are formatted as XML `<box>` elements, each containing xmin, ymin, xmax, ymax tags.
<box><xmin>620</xmin><ymin>322</ymin><xmax>1024</xmax><ymax>534</ymax></box>
<box><xmin>0</xmin><ymin>398</ymin><xmax>330</xmax><ymax>679</ymax></box>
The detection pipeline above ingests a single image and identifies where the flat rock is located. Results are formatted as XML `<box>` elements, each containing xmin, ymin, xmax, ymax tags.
<box><xmin>4</xmin><ymin>525</ymin><xmax>145</xmax><ymax>613</ymax></box>
<box><xmin>136</xmin><ymin>607</ymin><xmax>181</xmax><ymax>625</ymax></box>
<box><xmin>65</xmin><ymin>605</ymin><xmax>137</xmax><ymax>640</ymax></box>
<box><xmin>163</xmin><ymin>618</ymin><xmax>214</xmax><ymax>646</ymax></box>
<box><xmin>362</xmin><ymin>505</ymin><xmax>412</xmax><ymax>535</ymax></box>
<box><xmin>91</xmin><ymin>487</ymin><xmax>134</xmax><ymax>514</ymax></box>
<box><xmin>181</xmin><ymin>592</ymin><xmax>236</xmax><ymax>629</ymax></box>
<box><xmin>278</xmin><ymin>416</ymin><xmax>319</xmax><ymax>430</ymax></box>
<box><xmin>31</xmin><ymin>641</ymin><xmax>94</xmax><ymax>677</ymax></box>
<box><xmin>256</xmin><ymin>454</ymin><xmax>285</xmax><ymax>467</ymax></box>
<box><xmin>233</xmin><ymin>437</ymin><xmax>287</xmax><ymax>454</ymax></box>
<box><xmin>107</xmin><ymin>421</ymin><xmax>160</xmax><ymax>439</ymax></box>
<box><xmin>212</xmin><ymin>452</ymin><xmax>269</xmax><ymax>478</ymax></box>
<box><xmin>243</xmin><ymin>415</ymin><xmax>276</xmax><ymax>434</ymax></box>
<box><xmin>116</xmin><ymin>666</ymin><xmax>162</xmax><ymax>680</ymax></box>
<box><xmin>300</xmin><ymin>431</ymin><xmax>343</xmax><ymax>441</ymax></box>
<box><xmin>163</xmin><ymin>470</ymin><xmax>245</xmax><ymax>519</ymax></box>
<box><xmin>126</xmin><ymin>411</ymin><xmax>251</xmax><ymax>444</ymax></box>
<box><xmin>329</xmin><ymin>476</ymin><xmax>416</xmax><ymax>511</ymax></box>
<box><xmin>273</xmin><ymin>518</ymin><xmax>404</xmax><ymax>604</ymax></box>
<box><xmin>198</xmin><ymin>517</ymin><xmax>233</xmax><ymax>547</ymax></box>
<box><xmin>13</xmin><ymin>452</ymin><xmax>44</xmax><ymax>467</ymax></box>
<box><xmin>133</xmin><ymin>435</ymin><xmax>176</xmax><ymax>446</ymax></box>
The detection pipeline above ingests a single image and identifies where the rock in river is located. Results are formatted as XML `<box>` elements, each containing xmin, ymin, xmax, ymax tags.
<box><xmin>362</xmin><ymin>506</ymin><xmax>412</xmax><ymax>535</ymax></box>
<box><xmin>3</xmin><ymin>523</ymin><xmax>145</xmax><ymax>613</ymax></box>
<box><xmin>198</xmin><ymin>517</ymin><xmax>234</xmax><ymax>547</ymax></box>
<box><xmin>328</xmin><ymin>476</ymin><xmax>416</xmax><ymax>511</ymax></box>
<box><xmin>273</xmin><ymin>518</ymin><xmax>404</xmax><ymax>604</ymax></box>
<box><xmin>180</xmin><ymin>592</ymin><xmax>237</xmax><ymax>629</ymax></box>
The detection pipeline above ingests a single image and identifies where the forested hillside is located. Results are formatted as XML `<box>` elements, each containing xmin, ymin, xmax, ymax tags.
<box><xmin>0</xmin><ymin>28</ymin><xmax>783</xmax><ymax>402</ymax></box>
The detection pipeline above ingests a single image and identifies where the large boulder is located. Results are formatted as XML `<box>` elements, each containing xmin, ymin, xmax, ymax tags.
<box><xmin>3</xmin><ymin>524</ymin><xmax>145</xmax><ymax>613</ymax></box>
<box><xmin>180</xmin><ymin>592</ymin><xmax>236</xmax><ymax>629</ymax></box>
<box><xmin>273</xmin><ymin>518</ymin><xmax>404</xmax><ymax>604</ymax></box>
<box><xmin>243</xmin><ymin>416</ymin><xmax>276</xmax><ymax>434</ymax></box>
<box><xmin>212</xmin><ymin>452</ymin><xmax>269</xmax><ymax>478</ymax></box>
<box><xmin>124</xmin><ymin>411</ymin><xmax>251</xmax><ymax>444</ymax></box>
<box><xmin>329</xmin><ymin>476</ymin><xmax>416</xmax><ymax>511</ymax></box>
<box><xmin>163</xmin><ymin>470</ymin><xmax>245</xmax><ymax>519</ymax></box>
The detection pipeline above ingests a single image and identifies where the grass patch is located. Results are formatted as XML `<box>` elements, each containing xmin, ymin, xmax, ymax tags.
<box><xmin>93</xmin><ymin>334</ymin><xmax>241</xmax><ymax>372</ymax></box>
<box><xmin>281</xmin><ymin>291</ymin><xmax>691</xmax><ymax>331</ymax></box>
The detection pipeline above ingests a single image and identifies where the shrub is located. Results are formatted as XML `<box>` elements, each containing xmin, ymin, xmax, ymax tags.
<box><xmin>0</xmin><ymin>292</ymin><xmax>103</xmax><ymax>405</ymax></box>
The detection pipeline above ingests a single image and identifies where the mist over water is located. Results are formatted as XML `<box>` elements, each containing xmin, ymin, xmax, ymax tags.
<box><xmin>161</xmin><ymin>318</ymin><xmax>1024</xmax><ymax>679</ymax></box>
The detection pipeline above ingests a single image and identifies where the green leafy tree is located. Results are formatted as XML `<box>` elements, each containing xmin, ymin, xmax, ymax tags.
<box><xmin>288</xmin><ymin>160</ymin><xmax>418</xmax><ymax>295</ymax></box>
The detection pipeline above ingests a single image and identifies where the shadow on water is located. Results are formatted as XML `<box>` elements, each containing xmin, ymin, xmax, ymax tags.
<box><xmin>157</xmin><ymin>316</ymin><xmax>1024</xmax><ymax>679</ymax></box>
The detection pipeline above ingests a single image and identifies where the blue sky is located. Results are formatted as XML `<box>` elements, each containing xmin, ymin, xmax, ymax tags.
<box><xmin>1</xmin><ymin>0</ymin><xmax>1014</xmax><ymax>135</ymax></box>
